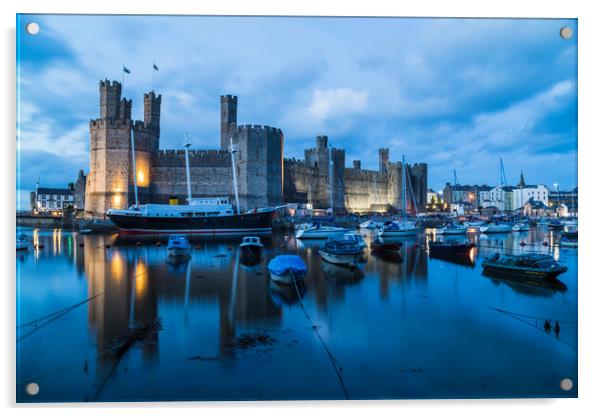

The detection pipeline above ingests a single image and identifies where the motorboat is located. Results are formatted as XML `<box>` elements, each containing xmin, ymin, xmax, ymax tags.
<box><xmin>166</xmin><ymin>234</ymin><xmax>192</xmax><ymax>258</ymax></box>
<box><xmin>435</xmin><ymin>223</ymin><xmax>468</xmax><ymax>235</ymax></box>
<box><xmin>318</xmin><ymin>239</ymin><xmax>364</xmax><ymax>267</ymax></box>
<box><xmin>481</xmin><ymin>253</ymin><xmax>568</xmax><ymax>280</ymax></box>
<box><xmin>295</xmin><ymin>224</ymin><xmax>348</xmax><ymax>239</ymax></box>
<box><xmin>547</xmin><ymin>219</ymin><xmax>565</xmax><ymax>230</ymax></box>
<box><xmin>268</xmin><ymin>255</ymin><xmax>307</xmax><ymax>285</ymax></box>
<box><xmin>16</xmin><ymin>234</ymin><xmax>29</xmax><ymax>251</ymax></box>
<box><xmin>512</xmin><ymin>222</ymin><xmax>530</xmax><ymax>232</ymax></box>
<box><xmin>343</xmin><ymin>232</ymin><xmax>367</xmax><ymax>248</ymax></box>
<box><xmin>429</xmin><ymin>241</ymin><xmax>476</xmax><ymax>266</ymax></box>
<box><xmin>239</xmin><ymin>236</ymin><xmax>262</xmax><ymax>258</ymax></box>
<box><xmin>379</xmin><ymin>221</ymin><xmax>421</xmax><ymax>237</ymax></box>
<box><xmin>479</xmin><ymin>222</ymin><xmax>512</xmax><ymax>233</ymax></box>
<box><xmin>359</xmin><ymin>220</ymin><xmax>380</xmax><ymax>229</ymax></box>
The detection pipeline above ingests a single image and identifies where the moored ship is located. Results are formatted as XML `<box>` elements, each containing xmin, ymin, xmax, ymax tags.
<box><xmin>108</xmin><ymin>198</ymin><xmax>275</xmax><ymax>235</ymax></box>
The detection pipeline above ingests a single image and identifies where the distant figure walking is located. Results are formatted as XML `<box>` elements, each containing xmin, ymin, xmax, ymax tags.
<box><xmin>544</xmin><ymin>320</ymin><xmax>551</xmax><ymax>334</ymax></box>
<box><xmin>554</xmin><ymin>321</ymin><xmax>561</xmax><ymax>338</ymax></box>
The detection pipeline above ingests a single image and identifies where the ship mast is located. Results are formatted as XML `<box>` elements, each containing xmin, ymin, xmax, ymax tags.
<box><xmin>401</xmin><ymin>155</ymin><xmax>407</xmax><ymax>220</ymax></box>
<box><xmin>329</xmin><ymin>146</ymin><xmax>334</xmax><ymax>215</ymax></box>
<box><xmin>130</xmin><ymin>128</ymin><xmax>139</xmax><ymax>207</ymax></box>
<box><xmin>230</xmin><ymin>137</ymin><xmax>240</xmax><ymax>214</ymax></box>
<box><xmin>184</xmin><ymin>133</ymin><xmax>192</xmax><ymax>203</ymax></box>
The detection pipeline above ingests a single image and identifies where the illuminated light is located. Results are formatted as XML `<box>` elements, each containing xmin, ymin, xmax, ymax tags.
<box><xmin>135</xmin><ymin>261</ymin><xmax>148</xmax><ymax>296</ymax></box>
<box><xmin>111</xmin><ymin>251</ymin><xmax>125</xmax><ymax>280</ymax></box>
<box><xmin>137</xmin><ymin>170</ymin><xmax>147</xmax><ymax>186</ymax></box>
<box><xmin>113</xmin><ymin>194</ymin><xmax>122</xmax><ymax>209</ymax></box>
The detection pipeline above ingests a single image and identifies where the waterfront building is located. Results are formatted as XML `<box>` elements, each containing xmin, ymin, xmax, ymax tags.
<box><xmin>511</xmin><ymin>172</ymin><xmax>549</xmax><ymax>212</ymax></box>
<box><xmin>30</xmin><ymin>186</ymin><xmax>74</xmax><ymax>213</ymax></box>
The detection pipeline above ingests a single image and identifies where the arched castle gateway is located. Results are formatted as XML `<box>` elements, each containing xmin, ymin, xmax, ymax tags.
<box><xmin>85</xmin><ymin>80</ymin><xmax>427</xmax><ymax>217</ymax></box>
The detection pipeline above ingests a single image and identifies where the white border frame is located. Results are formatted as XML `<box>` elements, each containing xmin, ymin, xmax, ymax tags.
<box><xmin>2</xmin><ymin>0</ymin><xmax>601</xmax><ymax>414</ymax></box>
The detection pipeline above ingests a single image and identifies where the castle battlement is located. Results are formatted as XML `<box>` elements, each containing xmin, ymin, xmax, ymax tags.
<box><xmin>90</xmin><ymin>118</ymin><xmax>131</xmax><ymax>128</ymax></box>
<box><xmin>235</xmin><ymin>124</ymin><xmax>282</xmax><ymax>135</ymax></box>
<box><xmin>99</xmin><ymin>79</ymin><xmax>121</xmax><ymax>88</ymax></box>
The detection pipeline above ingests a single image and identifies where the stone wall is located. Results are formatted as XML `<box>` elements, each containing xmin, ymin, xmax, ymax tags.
<box><xmin>150</xmin><ymin>149</ymin><xmax>233</xmax><ymax>204</ymax></box>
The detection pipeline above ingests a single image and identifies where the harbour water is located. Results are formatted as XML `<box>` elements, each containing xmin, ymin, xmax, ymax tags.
<box><xmin>16</xmin><ymin>225</ymin><xmax>577</xmax><ymax>402</ymax></box>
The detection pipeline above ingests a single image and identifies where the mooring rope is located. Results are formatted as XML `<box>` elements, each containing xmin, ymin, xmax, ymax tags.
<box><xmin>290</xmin><ymin>270</ymin><xmax>350</xmax><ymax>399</ymax></box>
<box><xmin>17</xmin><ymin>293</ymin><xmax>105</xmax><ymax>343</ymax></box>
<box><xmin>488</xmin><ymin>306</ymin><xmax>577</xmax><ymax>351</ymax></box>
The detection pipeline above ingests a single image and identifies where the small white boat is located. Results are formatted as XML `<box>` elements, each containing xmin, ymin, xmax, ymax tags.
<box><xmin>343</xmin><ymin>232</ymin><xmax>367</xmax><ymax>248</ymax></box>
<box><xmin>295</xmin><ymin>225</ymin><xmax>348</xmax><ymax>239</ymax></box>
<box><xmin>239</xmin><ymin>236</ymin><xmax>263</xmax><ymax>257</ymax></box>
<box><xmin>319</xmin><ymin>240</ymin><xmax>364</xmax><ymax>266</ymax></box>
<box><xmin>379</xmin><ymin>221</ymin><xmax>421</xmax><ymax>237</ymax></box>
<box><xmin>436</xmin><ymin>223</ymin><xmax>468</xmax><ymax>235</ymax></box>
<box><xmin>268</xmin><ymin>255</ymin><xmax>307</xmax><ymax>285</ymax></box>
<box><xmin>359</xmin><ymin>220</ymin><xmax>380</xmax><ymax>229</ymax></box>
<box><xmin>512</xmin><ymin>222</ymin><xmax>530</xmax><ymax>232</ymax></box>
<box><xmin>16</xmin><ymin>234</ymin><xmax>29</xmax><ymax>251</ymax></box>
<box><xmin>480</xmin><ymin>223</ymin><xmax>513</xmax><ymax>233</ymax></box>
<box><xmin>166</xmin><ymin>234</ymin><xmax>192</xmax><ymax>258</ymax></box>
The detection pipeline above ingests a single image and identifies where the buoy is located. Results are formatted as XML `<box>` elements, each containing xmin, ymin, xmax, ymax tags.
<box><xmin>543</xmin><ymin>241</ymin><xmax>549</xmax><ymax>246</ymax></box>
<box><xmin>105</xmin><ymin>244</ymin><xmax>111</xmax><ymax>249</ymax></box>
<box><xmin>519</xmin><ymin>241</ymin><xmax>526</xmax><ymax>246</ymax></box>
<box><xmin>136</xmin><ymin>241</ymin><xmax>142</xmax><ymax>246</ymax></box>
<box><xmin>195</xmin><ymin>244</ymin><xmax>201</xmax><ymax>249</ymax></box>
<box><xmin>155</xmin><ymin>241</ymin><xmax>162</xmax><ymax>246</ymax></box>
<box><xmin>37</xmin><ymin>244</ymin><xmax>45</xmax><ymax>249</ymax></box>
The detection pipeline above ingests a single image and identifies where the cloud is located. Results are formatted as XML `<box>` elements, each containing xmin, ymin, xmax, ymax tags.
<box><xmin>307</xmin><ymin>88</ymin><xmax>369</xmax><ymax>121</ymax></box>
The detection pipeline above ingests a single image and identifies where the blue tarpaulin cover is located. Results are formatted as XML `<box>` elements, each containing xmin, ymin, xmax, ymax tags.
<box><xmin>268</xmin><ymin>255</ymin><xmax>307</xmax><ymax>276</ymax></box>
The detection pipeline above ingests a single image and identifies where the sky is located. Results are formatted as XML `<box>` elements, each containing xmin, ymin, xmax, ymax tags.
<box><xmin>16</xmin><ymin>15</ymin><xmax>577</xmax><ymax>208</ymax></box>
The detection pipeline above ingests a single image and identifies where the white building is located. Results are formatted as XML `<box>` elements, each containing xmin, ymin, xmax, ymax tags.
<box><xmin>31</xmin><ymin>187</ymin><xmax>74</xmax><ymax>212</ymax></box>
<box><xmin>512</xmin><ymin>173</ymin><xmax>548</xmax><ymax>212</ymax></box>
<box><xmin>480</xmin><ymin>186</ymin><xmax>512</xmax><ymax>211</ymax></box>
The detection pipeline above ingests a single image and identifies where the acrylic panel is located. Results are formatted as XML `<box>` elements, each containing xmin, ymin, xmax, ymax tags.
<box><xmin>16</xmin><ymin>15</ymin><xmax>578</xmax><ymax>402</ymax></box>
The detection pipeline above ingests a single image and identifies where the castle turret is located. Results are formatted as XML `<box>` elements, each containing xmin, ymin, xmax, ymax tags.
<box><xmin>220</xmin><ymin>95</ymin><xmax>238</xmax><ymax>149</ymax></box>
<box><xmin>316</xmin><ymin>135</ymin><xmax>328</xmax><ymax>149</ymax></box>
<box><xmin>379</xmin><ymin>148</ymin><xmax>389</xmax><ymax>173</ymax></box>
<box><xmin>99</xmin><ymin>79</ymin><xmax>122</xmax><ymax>120</ymax></box>
<box><xmin>144</xmin><ymin>91</ymin><xmax>161</xmax><ymax>130</ymax></box>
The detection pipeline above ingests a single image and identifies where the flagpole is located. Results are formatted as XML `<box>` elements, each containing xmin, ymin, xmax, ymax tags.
<box><xmin>152</xmin><ymin>60</ymin><xmax>155</xmax><ymax>92</ymax></box>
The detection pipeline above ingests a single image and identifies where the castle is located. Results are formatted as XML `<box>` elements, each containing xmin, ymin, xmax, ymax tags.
<box><xmin>85</xmin><ymin>80</ymin><xmax>427</xmax><ymax>216</ymax></box>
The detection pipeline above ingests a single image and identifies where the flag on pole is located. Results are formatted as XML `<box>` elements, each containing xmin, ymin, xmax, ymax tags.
<box><xmin>123</xmin><ymin>65</ymin><xmax>131</xmax><ymax>74</ymax></box>
<box><xmin>153</xmin><ymin>63</ymin><xmax>159</xmax><ymax>71</ymax></box>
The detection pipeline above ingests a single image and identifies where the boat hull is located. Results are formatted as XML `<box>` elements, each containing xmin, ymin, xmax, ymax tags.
<box><xmin>295</xmin><ymin>229</ymin><xmax>348</xmax><ymax>239</ymax></box>
<box><xmin>108</xmin><ymin>210</ymin><xmax>274</xmax><ymax>236</ymax></box>
<box><xmin>482</xmin><ymin>263</ymin><xmax>567</xmax><ymax>280</ymax></box>
<box><xmin>381</xmin><ymin>229</ymin><xmax>420</xmax><ymax>237</ymax></box>
<box><xmin>167</xmin><ymin>247</ymin><xmax>191</xmax><ymax>257</ymax></box>
<box><xmin>269</xmin><ymin>271</ymin><xmax>303</xmax><ymax>285</ymax></box>
<box><xmin>319</xmin><ymin>250</ymin><xmax>361</xmax><ymax>266</ymax></box>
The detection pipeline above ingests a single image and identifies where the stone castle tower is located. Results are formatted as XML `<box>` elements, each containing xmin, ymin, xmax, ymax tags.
<box><xmin>85</xmin><ymin>80</ymin><xmax>160</xmax><ymax>216</ymax></box>
<box><xmin>222</xmin><ymin>95</ymin><xmax>284</xmax><ymax>209</ymax></box>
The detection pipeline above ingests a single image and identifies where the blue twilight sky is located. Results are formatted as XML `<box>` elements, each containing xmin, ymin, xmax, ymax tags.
<box><xmin>16</xmin><ymin>15</ymin><xmax>577</xmax><ymax>208</ymax></box>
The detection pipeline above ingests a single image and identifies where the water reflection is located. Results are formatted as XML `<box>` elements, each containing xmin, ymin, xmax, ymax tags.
<box><xmin>16</xmin><ymin>226</ymin><xmax>577</xmax><ymax>401</ymax></box>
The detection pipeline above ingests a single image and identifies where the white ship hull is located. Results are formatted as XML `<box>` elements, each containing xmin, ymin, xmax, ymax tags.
<box><xmin>480</xmin><ymin>224</ymin><xmax>512</xmax><ymax>233</ymax></box>
<box><xmin>295</xmin><ymin>228</ymin><xmax>348</xmax><ymax>239</ymax></box>
<box><xmin>318</xmin><ymin>250</ymin><xmax>361</xmax><ymax>266</ymax></box>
